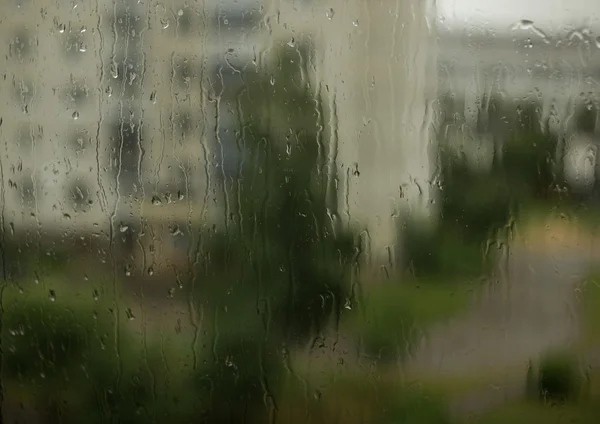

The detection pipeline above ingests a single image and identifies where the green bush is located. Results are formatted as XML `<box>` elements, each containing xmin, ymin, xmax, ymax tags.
<box><xmin>354</xmin><ymin>284</ymin><xmax>418</xmax><ymax>363</ymax></box>
<box><xmin>381</xmin><ymin>388</ymin><xmax>451</xmax><ymax>424</ymax></box>
<box><xmin>538</xmin><ymin>351</ymin><xmax>582</xmax><ymax>403</ymax></box>
<box><xmin>2</xmin><ymin>284</ymin><xmax>199</xmax><ymax>423</ymax></box>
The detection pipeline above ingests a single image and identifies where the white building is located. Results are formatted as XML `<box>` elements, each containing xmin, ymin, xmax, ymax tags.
<box><xmin>1</xmin><ymin>0</ymin><xmax>439</xmax><ymax>275</ymax></box>
<box><xmin>276</xmin><ymin>0</ymin><xmax>439</xmax><ymax>272</ymax></box>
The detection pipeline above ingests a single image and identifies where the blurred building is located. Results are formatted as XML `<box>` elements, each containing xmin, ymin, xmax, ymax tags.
<box><xmin>277</xmin><ymin>0</ymin><xmax>439</xmax><ymax>272</ymax></box>
<box><xmin>0</xmin><ymin>0</ymin><xmax>118</xmax><ymax>240</ymax></box>
<box><xmin>1</xmin><ymin>0</ymin><xmax>440</xmax><ymax>274</ymax></box>
<box><xmin>439</xmin><ymin>29</ymin><xmax>600</xmax><ymax>193</ymax></box>
<box><xmin>0</xmin><ymin>0</ymin><xmax>260</xmax><ymax>241</ymax></box>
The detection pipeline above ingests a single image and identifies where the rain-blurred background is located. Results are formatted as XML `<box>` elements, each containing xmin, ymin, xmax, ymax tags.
<box><xmin>1</xmin><ymin>0</ymin><xmax>600</xmax><ymax>422</ymax></box>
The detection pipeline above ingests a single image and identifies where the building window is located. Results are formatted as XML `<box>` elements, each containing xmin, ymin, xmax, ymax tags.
<box><xmin>67</xmin><ymin>179</ymin><xmax>91</xmax><ymax>211</ymax></box>
<box><xmin>110</xmin><ymin>120</ymin><xmax>143</xmax><ymax>193</ymax></box>
<box><xmin>174</xmin><ymin>109</ymin><xmax>194</xmax><ymax>138</ymax></box>
<box><xmin>175</xmin><ymin>6</ymin><xmax>194</xmax><ymax>34</ymax></box>
<box><xmin>16</xmin><ymin>123</ymin><xmax>33</xmax><ymax>152</ymax></box>
<box><xmin>63</xmin><ymin>30</ymin><xmax>87</xmax><ymax>60</ymax></box>
<box><xmin>19</xmin><ymin>176</ymin><xmax>36</xmax><ymax>208</ymax></box>
<box><xmin>64</xmin><ymin>80</ymin><xmax>89</xmax><ymax>109</ymax></box>
<box><xmin>69</xmin><ymin>128</ymin><xmax>91</xmax><ymax>154</ymax></box>
<box><xmin>12</xmin><ymin>77</ymin><xmax>34</xmax><ymax>106</ymax></box>
<box><xmin>175</xmin><ymin>57</ymin><xmax>194</xmax><ymax>87</ymax></box>
<box><xmin>214</xmin><ymin>7</ymin><xmax>260</xmax><ymax>31</ymax></box>
<box><xmin>9</xmin><ymin>28</ymin><xmax>34</xmax><ymax>59</ymax></box>
<box><xmin>109</xmin><ymin>56</ymin><xmax>142</xmax><ymax>97</ymax></box>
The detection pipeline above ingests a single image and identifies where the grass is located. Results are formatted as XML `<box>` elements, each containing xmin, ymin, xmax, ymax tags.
<box><xmin>355</xmin><ymin>277</ymin><xmax>478</xmax><ymax>327</ymax></box>
<box><xmin>398</xmin><ymin>279</ymin><xmax>478</xmax><ymax>326</ymax></box>
<box><xmin>464</xmin><ymin>400</ymin><xmax>600</xmax><ymax>424</ymax></box>
<box><xmin>416</xmin><ymin>363</ymin><xmax>528</xmax><ymax>399</ymax></box>
<box><xmin>576</xmin><ymin>273</ymin><xmax>600</xmax><ymax>350</ymax></box>
<box><xmin>520</xmin><ymin>200</ymin><xmax>600</xmax><ymax>232</ymax></box>
<box><xmin>343</xmin><ymin>277</ymin><xmax>480</xmax><ymax>363</ymax></box>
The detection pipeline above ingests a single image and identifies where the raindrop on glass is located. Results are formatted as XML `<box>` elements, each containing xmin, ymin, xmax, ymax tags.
<box><xmin>125</xmin><ymin>308</ymin><xmax>135</xmax><ymax>320</ymax></box>
<box><xmin>170</xmin><ymin>224</ymin><xmax>183</xmax><ymax>236</ymax></box>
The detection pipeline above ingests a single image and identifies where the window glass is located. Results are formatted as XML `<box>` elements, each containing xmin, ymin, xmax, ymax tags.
<box><xmin>1</xmin><ymin>0</ymin><xmax>600</xmax><ymax>422</ymax></box>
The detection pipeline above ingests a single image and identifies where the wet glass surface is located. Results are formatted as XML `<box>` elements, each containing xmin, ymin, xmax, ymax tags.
<box><xmin>1</xmin><ymin>0</ymin><xmax>600</xmax><ymax>422</ymax></box>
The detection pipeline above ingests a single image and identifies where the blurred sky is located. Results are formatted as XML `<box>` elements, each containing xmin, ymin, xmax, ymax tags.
<box><xmin>438</xmin><ymin>0</ymin><xmax>600</xmax><ymax>34</ymax></box>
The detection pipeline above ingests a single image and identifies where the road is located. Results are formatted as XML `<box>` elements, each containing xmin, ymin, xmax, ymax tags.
<box><xmin>404</xmin><ymin>222</ymin><xmax>600</xmax><ymax>417</ymax></box>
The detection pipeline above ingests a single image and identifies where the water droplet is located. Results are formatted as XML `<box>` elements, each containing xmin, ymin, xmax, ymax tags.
<box><xmin>58</xmin><ymin>23</ymin><xmax>66</xmax><ymax>33</ymax></box>
<box><xmin>177</xmin><ymin>9</ymin><xmax>184</xmax><ymax>16</ymax></box>
<box><xmin>287</xmin><ymin>37</ymin><xmax>295</xmax><ymax>48</ymax></box>
<box><xmin>170</xmin><ymin>224</ymin><xmax>183</xmax><ymax>236</ymax></box>
<box><xmin>326</xmin><ymin>8</ymin><xmax>335</xmax><ymax>20</ymax></box>
<box><xmin>124</xmin><ymin>264</ymin><xmax>132</xmax><ymax>277</ymax></box>
<box><xmin>177</xmin><ymin>190</ymin><xmax>184</xmax><ymax>200</ymax></box>
<box><xmin>314</xmin><ymin>390</ymin><xmax>322</xmax><ymax>401</ymax></box>
<box><xmin>84</xmin><ymin>274</ymin><xmax>88</xmax><ymax>281</ymax></box>
<box><xmin>352</xmin><ymin>19</ymin><xmax>359</xmax><ymax>27</ymax></box>
<box><xmin>105</xmin><ymin>85</ymin><xmax>113</xmax><ymax>97</ymax></box>
<box><xmin>48</xmin><ymin>290</ymin><xmax>56</xmax><ymax>302</ymax></box>
<box><xmin>168</xmin><ymin>287</ymin><xmax>175</xmax><ymax>298</ymax></box>
<box><xmin>72</xmin><ymin>111</ymin><xmax>79</xmax><ymax>120</ymax></box>
<box><xmin>596</xmin><ymin>36</ymin><xmax>600</xmax><ymax>49</ymax></box>
<box><xmin>63</xmin><ymin>213</ymin><xmax>71</xmax><ymax>220</ymax></box>
<box><xmin>80</xmin><ymin>26</ymin><xmax>87</xmax><ymax>33</ymax></box>
<box><xmin>150</xmin><ymin>90</ymin><xmax>157</xmax><ymax>103</ymax></box>
<box><xmin>125</xmin><ymin>308</ymin><xmax>135</xmax><ymax>320</ymax></box>
<box><xmin>119</xmin><ymin>223</ymin><xmax>129</xmax><ymax>233</ymax></box>
<box><xmin>160</xmin><ymin>18</ymin><xmax>170</xmax><ymax>29</ymax></box>
<box><xmin>344</xmin><ymin>298</ymin><xmax>353</xmax><ymax>310</ymax></box>
<box><xmin>270</xmin><ymin>75</ymin><xmax>275</xmax><ymax>86</ymax></box>
<box><xmin>110</xmin><ymin>63</ymin><xmax>118</xmax><ymax>79</ymax></box>
<box><xmin>151</xmin><ymin>195</ymin><xmax>162</xmax><ymax>205</ymax></box>
<box><xmin>93</xmin><ymin>289</ymin><xmax>99</xmax><ymax>301</ymax></box>
<box><xmin>516</xmin><ymin>19</ymin><xmax>534</xmax><ymax>29</ymax></box>
<box><xmin>147</xmin><ymin>266</ymin><xmax>154</xmax><ymax>276</ymax></box>
<box><xmin>78</xmin><ymin>43</ymin><xmax>87</xmax><ymax>52</ymax></box>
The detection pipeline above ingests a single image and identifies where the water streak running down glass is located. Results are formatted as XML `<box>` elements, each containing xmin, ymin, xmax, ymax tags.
<box><xmin>0</xmin><ymin>0</ymin><xmax>600</xmax><ymax>422</ymax></box>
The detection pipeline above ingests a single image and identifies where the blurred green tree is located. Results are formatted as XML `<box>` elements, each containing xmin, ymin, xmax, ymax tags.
<box><xmin>193</xmin><ymin>40</ymin><xmax>357</xmax><ymax>422</ymax></box>
<box><xmin>403</xmin><ymin>98</ymin><xmax>560</xmax><ymax>279</ymax></box>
